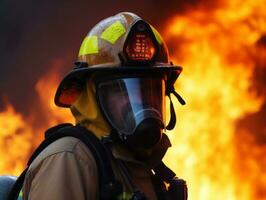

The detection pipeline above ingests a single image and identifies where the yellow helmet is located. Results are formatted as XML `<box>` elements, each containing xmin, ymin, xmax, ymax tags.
<box><xmin>54</xmin><ymin>12</ymin><xmax>182</xmax><ymax>107</ymax></box>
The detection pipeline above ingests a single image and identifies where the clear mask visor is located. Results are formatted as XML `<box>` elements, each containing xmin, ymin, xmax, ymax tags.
<box><xmin>97</xmin><ymin>77</ymin><xmax>166</xmax><ymax>135</ymax></box>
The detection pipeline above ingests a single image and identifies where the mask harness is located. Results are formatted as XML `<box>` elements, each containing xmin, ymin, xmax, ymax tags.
<box><xmin>166</xmin><ymin>85</ymin><xmax>186</xmax><ymax>130</ymax></box>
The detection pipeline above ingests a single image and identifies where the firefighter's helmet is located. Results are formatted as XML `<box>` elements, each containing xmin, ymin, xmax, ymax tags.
<box><xmin>54</xmin><ymin>12</ymin><xmax>182</xmax><ymax>108</ymax></box>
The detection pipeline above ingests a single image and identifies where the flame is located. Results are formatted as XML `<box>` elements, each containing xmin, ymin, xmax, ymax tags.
<box><xmin>0</xmin><ymin>103</ymin><xmax>33</xmax><ymax>175</ymax></box>
<box><xmin>0</xmin><ymin>59</ymin><xmax>74</xmax><ymax>175</ymax></box>
<box><xmin>34</xmin><ymin>59</ymin><xmax>74</xmax><ymax>126</ymax></box>
<box><xmin>163</xmin><ymin>0</ymin><xmax>266</xmax><ymax>199</ymax></box>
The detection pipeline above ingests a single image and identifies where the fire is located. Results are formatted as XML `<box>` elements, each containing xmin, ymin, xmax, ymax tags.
<box><xmin>0</xmin><ymin>103</ymin><xmax>33</xmax><ymax>175</ymax></box>
<box><xmin>34</xmin><ymin>59</ymin><xmax>74</xmax><ymax>127</ymax></box>
<box><xmin>163</xmin><ymin>0</ymin><xmax>266</xmax><ymax>200</ymax></box>
<box><xmin>0</xmin><ymin>60</ymin><xmax>74</xmax><ymax>175</ymax></box>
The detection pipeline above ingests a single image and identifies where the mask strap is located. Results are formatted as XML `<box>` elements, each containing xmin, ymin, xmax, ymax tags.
<box><xmin>172</xmin><ymin>90</ymin><xmax>186</xmax><ymax>106</ymax></box>
<box><xmin>166</xmin><ymin>94</ymin><xmax>176</xmax><ymax>130</ymax></box>
<box><xmin>166</xmin><ymin>86</ymin><xmax>186</xmax><ymax>130</ymax></box>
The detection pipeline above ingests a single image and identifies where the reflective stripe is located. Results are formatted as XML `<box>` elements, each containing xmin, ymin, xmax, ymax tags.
<box><xmin>19</xmin><ymin>190</ymin><xmax>23</xmax><ymax>197</ymax></box>
<box><xmin>151</xmin><ymin>26</ymin><xmax>163</xmax><ymax>45</ymax></box>
<box><xmin>17</xmin><ymin>189</ymin><xmax>23</xmax><ymax>200</ymax></box>
<box><xmin>117</xmin><ymin>192</ymin><xmax>133</xmax><ymax>200</ymax></box>
<box><xmin>78</xmin><ymin>35</ymin><xmax>98</xmax><ymax>56</ymax></box>
<box><xmin>101</xmin><ymin>21</ymin><xmax>126</xmax><ymax>44</ymax></box>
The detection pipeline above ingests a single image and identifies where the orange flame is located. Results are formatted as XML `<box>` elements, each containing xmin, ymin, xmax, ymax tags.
<box><xmin>0</xmin><ymin>103</ymin><xmax>33</xmax><ymax>175</ymax></box>
<box><xmin>163</xmin><ymin>0</ymin><xmax>266</xmax><ymax>199</ymax></box>
<box><xmin>0</xmin><ymin>60</ymin><xmax>74</xmax><ymax>175</ymax></box>
<box><xmin>34</xmin><ymin>59</ymin><xmax>74</xmax><ymax>126</ymax></box>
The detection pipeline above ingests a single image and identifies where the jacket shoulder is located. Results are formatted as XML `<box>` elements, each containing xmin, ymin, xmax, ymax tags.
<box><xmin>28</xmin><ymin>136</ymin><xmax>94</xmax><ymax>171</ymax></box>
<box><xmin>23</xmin><ymin>136</ymin><xmax>99</xmax><ymax>200</ymax></box>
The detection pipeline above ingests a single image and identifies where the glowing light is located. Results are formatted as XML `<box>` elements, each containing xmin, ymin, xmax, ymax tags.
<box><xmin>125</xmin><ymin>32</ymin><xmax>156</xmax><ymax>61</ymax></box>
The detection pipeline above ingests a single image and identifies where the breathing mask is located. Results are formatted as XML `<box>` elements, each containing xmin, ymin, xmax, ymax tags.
<box><xmin>96</xmin><ymin>73</ymin><xmax>166</xmax><ymax>149</ymax></box>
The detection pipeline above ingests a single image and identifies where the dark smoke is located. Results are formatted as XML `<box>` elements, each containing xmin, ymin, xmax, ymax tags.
<box><xmin>236</xmin><ymin>34</ymin><xmax>266</xmax><ymax>145</ymax></box>
<box><xmin>0</xmin><ymin>0</ymin><xmax>205</xmax><ymax>114</ymax></box>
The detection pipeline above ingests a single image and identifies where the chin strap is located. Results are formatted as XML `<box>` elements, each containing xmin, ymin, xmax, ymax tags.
<box><xmin>166</xmin><ymin>86</ymin><xmax>186</xmax><ymax>130</ymax></box>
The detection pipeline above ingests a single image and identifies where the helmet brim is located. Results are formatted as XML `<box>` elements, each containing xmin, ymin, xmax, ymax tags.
<box><xmin>54</xmin><ymin>63</ymin><xmax>183</xmax><ymax>107</ymax></box>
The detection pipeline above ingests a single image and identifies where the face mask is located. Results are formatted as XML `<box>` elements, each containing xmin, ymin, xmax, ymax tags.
<box><xmin>96</xmin><ymin>76</ymin><xmax>166</xmax><ymax>149</ymax></box>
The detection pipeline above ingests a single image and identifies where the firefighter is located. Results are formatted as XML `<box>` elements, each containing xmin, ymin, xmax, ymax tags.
<box><xmin>21</xmin><ymin>12</ymin><xmax>186</xmax><ymax>200</ymax></box>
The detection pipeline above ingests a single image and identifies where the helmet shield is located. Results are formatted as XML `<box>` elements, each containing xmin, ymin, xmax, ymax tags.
<box><xmin>96</xmin><ymin>76</ymin><xmax>166</xmax><ymax>135</ymax></box>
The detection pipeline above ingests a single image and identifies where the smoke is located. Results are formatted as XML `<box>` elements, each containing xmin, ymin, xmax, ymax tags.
<box><xmin>0</xmin><ymin>0</ymin><xmax>200</xmax><ymax>114</ymax></box>
<box><xmin>236</xmin><ymin>34</ymin><xmax>266</xmax><ymax>145</ymax></box>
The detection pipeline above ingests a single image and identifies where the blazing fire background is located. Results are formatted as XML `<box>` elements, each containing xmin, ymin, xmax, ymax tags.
<box><xmin>0</xmin><ymin>0</ymin><xmax>265</xmax><ymax>199</ymax></box>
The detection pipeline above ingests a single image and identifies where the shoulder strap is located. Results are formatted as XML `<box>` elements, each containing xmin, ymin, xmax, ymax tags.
<box><xmin>8</xmin><ymin>124</ymin><xmax>122</xmax><ymax>200</ymax></box>
<box><xmin>152</xmin><ymin>161</ymin><xmax>188</xmax><ymax>200</ymax></box>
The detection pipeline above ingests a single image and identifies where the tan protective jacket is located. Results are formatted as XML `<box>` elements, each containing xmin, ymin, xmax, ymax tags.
<box><xmin>22</xmin><ymin>136</ymin><xmax>158</xmax><ymax>200</ymax></box>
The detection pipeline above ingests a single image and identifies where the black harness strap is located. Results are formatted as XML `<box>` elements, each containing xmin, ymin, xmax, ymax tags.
<box><xmin>153</xmin><ymin>161</ymin><xmax>176</xmax><ymax>183</ymax></box>
<box><xmin>152</xmin><ymin>161</ymin><xmax>188</xmax><ymax>200</ymax></box>
<box><xmin>7</xmin><ymin>169</ymin><xmax>27</xmax><ymax>200</ymax></box>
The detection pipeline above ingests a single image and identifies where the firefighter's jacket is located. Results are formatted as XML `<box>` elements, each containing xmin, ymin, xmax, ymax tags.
<box><xmin>22</xmin><ymin>136</ymin><xmax>158</xmax><ymax>200</ymax></box>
